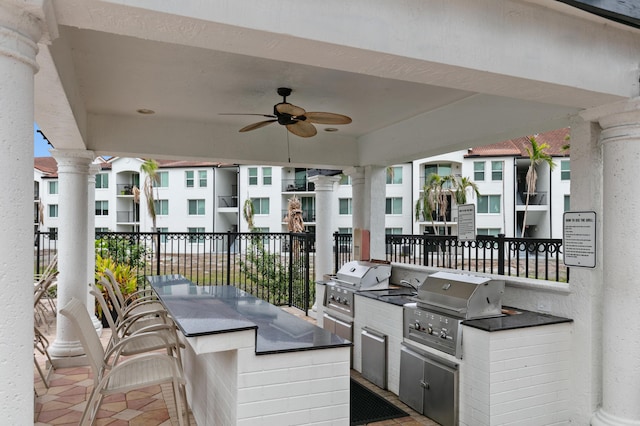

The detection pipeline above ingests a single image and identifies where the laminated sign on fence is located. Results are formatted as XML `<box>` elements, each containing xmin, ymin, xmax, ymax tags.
<box><xmin>563</xmin><ymin>211</ymin><xmax>596</xmax><ymax>268</ymax></box>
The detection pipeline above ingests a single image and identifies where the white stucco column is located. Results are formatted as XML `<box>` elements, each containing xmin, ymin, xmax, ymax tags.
<box><xmin>582</xmin><ymin>97</ymin><xmax>640</xmax><ymax>426</ymax></box>
<box><xmin>364</xmin><ymin>166</ymin><xmax>387</xmax><ymax>259</ymax></box>
<box><xmin>346</xmin><ymin>167</ymin><xmax>365</xmax><ymax>231</ymax></box>
<box><xmin>344</xmin><ymin>166</ymin><xmax>386</xmax><ymax>259</ymax></box>
<box><xmin>308</xmin><ymin>175</ymin><xmax>341</xmax><ymax>282</ymax></box>
<box><xmin>87</xmin><ymin>164</ymin><xmax>103</xmax><ymax>334</ymax></box>
<box><xmin>48</xmin><ymin>149</ymin><xmax>95</xmax><ymax>363</ymax></box>
<box><xmin>0</xmin><ymin>2</ymin><xmax>49</xmax><ymax>423</ymax></box>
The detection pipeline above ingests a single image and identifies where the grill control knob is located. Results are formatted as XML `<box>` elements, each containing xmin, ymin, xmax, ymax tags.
<box><xmin>414</xmin><ymin>321</ymin><xmax>421</xmax><ymax>331</ymax></box>
<box><xmin>427</xmin><ymin>326</ymin><xmax>433</xmax><ymax>335</ymax></box>
<box><xmin>344</xmin><ymin>299</ymin><xmax>350</xmax><ymax>306</ymax></box>
<box><xmin>440</xmin><ymin>331</ymin><xmax>447</xmax><ymax>339</ymax></box>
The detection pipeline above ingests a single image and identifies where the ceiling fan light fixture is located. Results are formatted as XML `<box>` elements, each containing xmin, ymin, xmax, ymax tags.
<box><xmin>223</xmin><ymin>87</ymin><xmax>351</xmax><ymax>137</ymax></box>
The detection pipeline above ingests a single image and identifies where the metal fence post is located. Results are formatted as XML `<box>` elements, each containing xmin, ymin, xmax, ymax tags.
<box><xmin>288</xmin><ymin>232</ymin><xmax>294</xmax><ymax>307</ymax></box>
<box><xmin>497</xmin><ymin>234</ymin><xmax>505</xmax><ymax>276</ymax></box>
<box><xmin>226</xmin><ymin>231</ymin><xmax>232</xmax><ymax>285</ymax></box>
<box><xmin>304</xmin><ymin>231</ymin><xmax>311</xmax><ymax>315</ymax></box>
<box><xmin>156</xmin><ymin>230</ymin><xmax>161</xmax><ymax>276</ymax></box>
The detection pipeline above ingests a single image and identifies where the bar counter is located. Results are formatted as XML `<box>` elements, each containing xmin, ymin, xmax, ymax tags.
<box><xmin>147</xmin><ymin>274</ymin><xmax>351</xmax><ymax>425</ymax></box>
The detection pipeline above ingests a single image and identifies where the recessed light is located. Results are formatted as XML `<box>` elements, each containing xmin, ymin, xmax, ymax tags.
<box><xmin>324</xmin><ymin>128</ymin><xmax>338</xmax><ymax>132</ymax></box>
<box><xmin>136</xmin><ymin>108</ymin><xmax>155</xmax><ymax>115</ymax></box>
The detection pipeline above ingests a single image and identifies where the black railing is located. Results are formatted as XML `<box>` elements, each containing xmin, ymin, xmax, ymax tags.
<box><xmin>334</xmin><ymin>232</ymin><xmax>568</xmax><ymax>283</ymax></box>
<box><xmin>35</xmin><ymin>230</ymin><xmax>316</xmax><ymax>314</ymax></box>
<box><xmin>386</xmin><ymin>233</ymin><xmax>567</xmax><ymax>282</ymax></box>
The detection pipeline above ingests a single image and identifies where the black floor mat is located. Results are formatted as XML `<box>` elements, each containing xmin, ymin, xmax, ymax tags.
<box><xmin>350</xmin><ymin>379</ymin><xmax>409</xmax><ymax>425</ymax></box>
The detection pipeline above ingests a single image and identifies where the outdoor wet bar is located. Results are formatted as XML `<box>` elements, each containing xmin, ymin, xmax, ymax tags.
<box><xmin>147</xmin><ymin>274</ymin><xmax>352</xmax><ymax>425</ymax></box>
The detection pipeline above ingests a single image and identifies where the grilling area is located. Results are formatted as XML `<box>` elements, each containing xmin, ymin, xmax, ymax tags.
<box><xmin>319</xmin><ymin>261</ymin><xmax>573</xmax><ymax>426</ymax></box>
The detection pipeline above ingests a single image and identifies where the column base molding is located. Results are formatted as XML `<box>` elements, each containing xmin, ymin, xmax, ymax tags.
<box><xmin>592</xmin><ymin>408</ymin><xmax>640</xmax><ymax>426</ymax></box>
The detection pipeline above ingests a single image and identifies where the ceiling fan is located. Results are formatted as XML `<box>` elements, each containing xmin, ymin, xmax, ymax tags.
<box><xmin>222</xmin><ymin>87</ymin><xmax>352</xmax><ymax>138</ymax></box>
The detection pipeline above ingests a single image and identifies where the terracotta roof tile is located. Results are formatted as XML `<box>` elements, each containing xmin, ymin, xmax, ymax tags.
<box><xmin>466</xmin><ymin>127</ymin><xmax>570</xmax><ymax>158</ymax></box>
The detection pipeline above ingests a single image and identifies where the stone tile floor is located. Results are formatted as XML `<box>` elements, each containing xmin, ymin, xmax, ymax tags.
<box><xmin>34</xmin><ymin>303</ymin><xmax>437</xmax><ymax>425</ymax></box>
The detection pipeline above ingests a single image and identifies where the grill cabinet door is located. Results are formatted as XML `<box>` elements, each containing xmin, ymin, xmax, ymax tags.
<box><xmin>399</xmin><ymin>345</ymin><xmax>426</xmax><ymax>413</ymax></box>
<box><xmin>424</xmin><ymin>356</ymin><xmax>459</xmax><ymax>426</ymax></box>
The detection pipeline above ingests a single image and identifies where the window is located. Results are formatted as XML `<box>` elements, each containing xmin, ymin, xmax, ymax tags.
<box><xmin>340</xmin><ymin>175</ymin><xmax>351</xmax><ymax>185</ymax></box>
<box><xmin>254</xmin><ymin>227</ymin><xmax>269</xmax><ymax>233</ymax></box>
<box><xmin>473</xmin><ymin>162</ymin><xmax>485</xmax><ymax>181</ymax></box>
<box><xmin>338</xmin><ymin>227</ymin><xmax>352</xmax><ymax>234</ymax></box>
<box><xmin>188</xmin><ymin>199</ymin><xmax>205</xmax><ymax>215</ymax></box>
<box><xmin>48</xmin><ymin>227</ymin><xmax>58</xmax><ymax>241</ymax></box>
<box><xmin>198</xmin><ymin>170</ymin><xmax>207</xmax><ymax>187</ymax></box>
<box><xmin>477</xmin><ymin>195</ymin><xmax>501</xmax><ymax>214</ymax></box>
<box><xmin>262</xmin><ymin>167</ymin><xmax>272</xmax><ymax>185</ymax></box>
<box><xmin>561</xmin><ymin>160</ymin><xmax>570</xmax><ymax>181</ymax></box>
<box><xmin>564</xmin><ymin>195</ymin><xmax>570</xmax><ymax>212</ymax></box>
<box><xmin>154</xmin><ymin>199</ymin><xmax>169</xmax><ymax>215</ymax></box>
<box><xmin>477</xmin><ymin>228</ymin><xmax>501</xmax><ymax>236</ymax></box>
<box><xmin>95</xmin><ymin>227</ymin><xmax>109</xmax><ymax>234</ymax></box>
<box><xmin>95</xmin><ymin>200</ymin><xmax>109</xmax><ymax>216</ymax></box>
<box><xmin>48</xmin><ymin>181</ymin><xmax>58</xmax><ymax>195</ymax></box>
<box><xmin>248</xmin><ymin>167</ymin><xmax>258</xmax><ymax>185</ymax></box>
<box><xmin>251</xmin><ymin>198</ymin><xmax>270</xmax><ymax>215</ymax></box>
<box><xmin>491</xmin><ymin>161</ymin><xmax>503</xmax><ymax>181</ymax></box>
<box><xmin>157</xmin><ymin>227</ymin><xmax>169</xmax><ymax>243</ymax></box>
<box><xmin>385</xmin><ymin>197</ymin><xmax>403</xmax><ymax>214</ymax></box>
<box><xmin>158</xmin><ymin>171</ymin><xmax>169</xmax><ymax>188</ymax></box>
<box><xmin>185</xmin><ymin>171</ymin><xmax>194</xmax><ymax>188</ymax></box>
<box><xmin>48</xmin><ymin>204</ymin><xmax>58</xmax><ymax>218</ymax></box>
<box><xmin>339</xmin><ymin>198</ymin><xmax>352</xmax><ymax>215</ymax></box>
<box><xmin>385</xmin><ymin>227</ymin><xmax>403</xmax><ymax>234</ymax></box>
<box><xmin>424</xmin><ymin>163</ymin><xmax>451</xmax><ymax>180</ymax></box>
<box><xmin>187</xmin><ymin>227</ymin><xmax>205</xmax><ymax>243</ymax></box>
<box><xmin>95</xmin><ymin>174</ymin><xmax>108</xmax><ymax>189</ymax></box>
<box><xmin>386</xmin><ymin>166</ymin><xmax>403</xmax><ymax>184</ymax></box>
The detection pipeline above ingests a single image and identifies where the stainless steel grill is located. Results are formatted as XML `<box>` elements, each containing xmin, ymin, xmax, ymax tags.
<box><xmin>325</xmin><ymin>260</ymin><xmax>391</xmax><ymax>318</ymax></box>
<box><xmin>404</xmin><ymin>271</ymin><xmax>505</xmax><ymax>358</ymax></box>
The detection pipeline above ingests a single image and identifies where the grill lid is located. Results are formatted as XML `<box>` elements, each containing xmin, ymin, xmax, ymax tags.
<box><xmin>333</xmin><ymin>260</ymin><xmax>391</xmax><ymax>290</ymax></box>
<box><xmin>415</xmin><ymin>271</ymin><xmax>504</xmax><ymax>319</ymax></box>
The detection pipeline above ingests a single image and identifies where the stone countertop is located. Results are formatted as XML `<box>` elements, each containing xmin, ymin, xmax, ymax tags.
<box><xmin>462</xmin><ymin>306</ymin><xmax>573</xmax><ymax>332</ymax></box>
<box><xmin>148</xmin><ymin>274</ymin><xmax>351</xmax><ymax>355</ymax></box>
<box><xmin>356</xmin><ymin>287</ymin><xmax>417</xmax><ymax>307</ymax></box>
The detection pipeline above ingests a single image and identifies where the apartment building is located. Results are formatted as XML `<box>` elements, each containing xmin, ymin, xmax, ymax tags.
<box><xmin>34</xmin><ymin>128</ymin><xmax>569</xmax><ymax>242</ymax></box>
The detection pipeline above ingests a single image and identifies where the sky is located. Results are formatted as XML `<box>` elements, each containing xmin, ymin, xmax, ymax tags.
<box><xmin>34</xmin><ymin>124</ymin><xmax>52</xmax><ymax>157</ymax></box>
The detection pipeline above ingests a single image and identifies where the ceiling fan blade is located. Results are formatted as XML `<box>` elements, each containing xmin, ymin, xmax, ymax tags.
<box><xmin>286</xmin><ymin>121</ymin><xmax>317</xmax><ymax>138</ymax></box>
<box><xmin>220</xmin><ymin>113</ymin><xmax>276</xmax><ymax>118</ymax></box>
<box><xmin>304</xmin><ymin>112</ymin><xmax>352</xmax><ymax>125</ymax></box>
<box><xmin>276</xmin><ymin>103</ymin><xmax>306</xmax><ymax>117</ymax></box>
<box><xmin>239</xmin><ymin>120</ymin><xmax>277</xmax><ymax>132</ymax></box>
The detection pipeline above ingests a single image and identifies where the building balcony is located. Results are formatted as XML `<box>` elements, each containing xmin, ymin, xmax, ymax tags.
<box><xmin>282</xmin><ymin>179</ymin><xmax>315</xmax><ymax>192</ymax></box>
<box><xmin>282</xmin><ymin>209</ymin><xmax>316</xmax><ymax>223</ymax></box>
<box><xmin>117</xmin><ymin>184</ymin><xmax>135</xmax><ymax>196</ymax></box>
<box><xmin>116</xmin><ymin>210</ymin><xmax>139</xmax><ymax>223</ymax></box>
<box><xmin>218</xmin><ymin>195</ymin><xmax>238</xmax><ymax>208</ymax></box>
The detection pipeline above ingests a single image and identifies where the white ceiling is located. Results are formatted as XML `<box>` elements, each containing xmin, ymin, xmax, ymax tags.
<box><xmin>34</xmin><ymin>0</ymin><xmax>639</xmax><ymax>168</ymax></box>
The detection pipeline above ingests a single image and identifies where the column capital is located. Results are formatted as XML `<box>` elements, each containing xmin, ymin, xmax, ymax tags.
<box><xmin>0</xmin><ymin>1</ymin><xmax>58</xmax><ymax>71</ymax></box>
<box><xmin>580</xmin><ymin>97</ymin><xmax>640</xmax><ymax>144</ymax></box>
<box><xmin>51</xmin><ymin>149</ymin><xmax>95</xmax><ymax>174</ymax></box>
<box><xmin>308</xmin><ymin>174</ymin><xmax>341</xmax><ymax>191</ymax></box>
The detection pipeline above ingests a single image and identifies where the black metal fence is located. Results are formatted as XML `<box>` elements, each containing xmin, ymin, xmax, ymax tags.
<box><xmin>35</xmin><ymin>230</ymin><xmax>316</xmax><ymax>314</ymax></box>
<box><xmin>335</xmin><ymin>233</ymin><xmax>568</xmax><ymax>283</ymax></box>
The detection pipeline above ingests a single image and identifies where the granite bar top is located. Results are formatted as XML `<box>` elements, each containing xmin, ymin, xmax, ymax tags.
<box><xmin>353</xmin><ymin>284</ymin><xmax>573</xmax><ymax>331</ymax></box>
<box><xmin>148</xmin><ymin>274</ymin><xmax>351</xmax><ymax>355</ymax></box>
<box><xmin>462</xmin><ymin>306</ymin><xmax>573</xmax><ymax>332</ymax></box>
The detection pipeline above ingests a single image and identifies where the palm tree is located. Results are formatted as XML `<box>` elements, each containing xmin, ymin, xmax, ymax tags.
<box><xmin>417</xmin><ymin>173</ymin><xmax>455</xmax><ymax>235</ymax></box>
<box><xmin>140</xmin><ymin>159</ymin><xmax>160</xmax><ymax>231</ymax></box>
<box><xmin>454</xmin><ymin>176</ymin><xmax>480</xmax><ymax>205</ymax></box>
<box><xmin>521</xmin><ymin>136</ymin><xmax>555</xmax><ymax>237</ymax></box>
